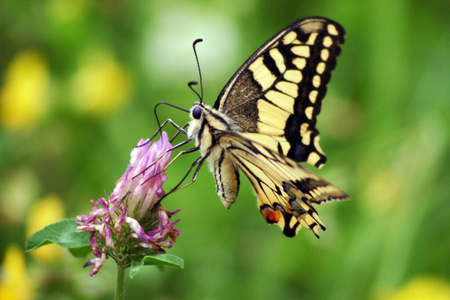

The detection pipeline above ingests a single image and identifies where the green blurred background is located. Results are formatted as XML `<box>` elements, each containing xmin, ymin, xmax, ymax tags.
<box><xmin>1</xmin><ymin>0</ymin><xmax>449</xmax><ymax>299</ymax></box>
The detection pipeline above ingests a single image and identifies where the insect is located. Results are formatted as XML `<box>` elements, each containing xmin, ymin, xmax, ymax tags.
<box><xmin>156</xmin><ymin>17</ymin><xmax>349</xmax><ymax>238</ymax></box>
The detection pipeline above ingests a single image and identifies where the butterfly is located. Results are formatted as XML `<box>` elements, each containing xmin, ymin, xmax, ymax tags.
<box><xmin>161</xmin><ymin>17</ymin><xmax>349</xmax><ymax>238</ymax></box>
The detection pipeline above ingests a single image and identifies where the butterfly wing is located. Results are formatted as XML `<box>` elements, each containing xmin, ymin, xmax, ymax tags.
<box><xmin>214</xmin><ymin>17</ymin><xmax>345</xmax><ymax>168</ymax></box>
<box><xmin>216</xmin><ymin>132</ymin><xmax>348</xmax><ymax>237</ymax></box>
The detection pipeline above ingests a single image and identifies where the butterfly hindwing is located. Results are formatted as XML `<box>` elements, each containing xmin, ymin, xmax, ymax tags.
<box><xmin>218</xmin><ymin>132</ymin><xmax>348</xmax><ymax>237</ymax></box>
<box><xmin>213</xmin><ymin>17</ymin><xmax>345</xmax><ymax>169</ymax></box>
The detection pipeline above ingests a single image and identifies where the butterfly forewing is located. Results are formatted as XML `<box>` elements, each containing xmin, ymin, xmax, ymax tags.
<box><xmin>213</xmin><ymin>17</ymin><xmax>345</xmax><ymax>169</ymax></box>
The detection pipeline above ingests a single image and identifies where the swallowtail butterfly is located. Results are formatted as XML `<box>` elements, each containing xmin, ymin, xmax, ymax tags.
<box><xmin>163</xmin><ymin>17</ymin><xmax>349</xmax><ymax>237</ymax></box>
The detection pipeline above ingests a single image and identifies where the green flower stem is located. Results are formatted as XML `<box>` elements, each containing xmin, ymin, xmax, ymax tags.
<box><xmin>115</xmin><ymin>263</ymin><xmax>126</xmax><ymax>300</ymax></box>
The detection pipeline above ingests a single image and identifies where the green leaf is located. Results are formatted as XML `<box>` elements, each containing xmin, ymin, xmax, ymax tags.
<box><xmin>68</xmin><ymin>245</ymin><xmax>92</xmax><ymax>258</ymax></box>
<box><xmin>129</xmin><ymin>254</ymin><xmax>184</xmax><ymax>278</ymax></box>
<box><xmin>25</xmin><ymin>218</ymin><xmax>91</xmax><ymax>252</ymax></box>
<box><xmin>142</xmin><ymin>254</ymin><xmax>184</xmax><ymax>268</ymax></box>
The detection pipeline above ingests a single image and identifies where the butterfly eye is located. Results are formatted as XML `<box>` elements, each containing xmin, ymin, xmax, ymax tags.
<box><xmin>192</xmin><ymin>106</ymin><xmax>202</xmax><ymax>119</ymax></box>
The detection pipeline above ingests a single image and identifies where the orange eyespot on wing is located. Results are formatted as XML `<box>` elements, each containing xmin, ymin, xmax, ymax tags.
<box><xmin>260</xmin><ymin>204</ymin><xmax>300</xmax><ymax>237</ymax></box>
<box><xmin>260</xmin><ymin>205</ymin><xmax>283</xmax><ymax>223</ymax></box>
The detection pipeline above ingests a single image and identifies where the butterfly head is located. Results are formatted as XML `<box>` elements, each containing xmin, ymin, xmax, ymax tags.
<box><xmin>187</xmin><ymin>102</ymin><xmax>206</xmax><ymax>142</ymax></box>
<box><xmin>190</xmin><ymin>101</ymin><xmax>207</xmax><ymax>120</ymax></box>
<box><xmin>191</xmin><ymin>103</ymin><xmax>203</xmax><ymax>120</ymax></box>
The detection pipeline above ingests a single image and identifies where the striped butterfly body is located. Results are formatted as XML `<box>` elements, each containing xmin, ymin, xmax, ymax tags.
<box><xmin>187</xmin><ymin>17</ymin><xmax>349</xmax><ymax>238</ymax></box>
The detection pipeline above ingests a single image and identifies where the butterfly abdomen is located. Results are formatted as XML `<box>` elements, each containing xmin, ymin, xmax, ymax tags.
<box><xmin>210</xmin><ymin>148</ymin><xmax>240</xmax><ymax>208</ymax></box>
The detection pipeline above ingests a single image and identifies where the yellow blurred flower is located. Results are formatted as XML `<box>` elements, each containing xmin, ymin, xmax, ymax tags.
<box><xmin>0</xmin><ymin>50</ymin><xmax>50</xmax><ymax>131</ymax></box>
<box><xmin>385</xmin><ymin>276</ymin><xmax>450</xmax><ymax>300</ymax></box>
<box><xmin>0</xmin><ymin>168</ymin><xmax>39</xmax><ymax>226</ymax></box>
<box><xmin>26</xmin><ymin>194</ymin><xmax>65</xmax><ymax>262</ymax></box>
<box><xmin>71</xmin><ymin>47</ymin><xmax>133</xmax><ymax>116</ymax></box>
<box><xmin>0</xmin><ymin>244</ymin><xmax>33</xmax><ymax>300</ymax></box>
<box><xmin>361</xmin><ymin>168</ymin><xmax>405</xmax><ymax>217</ymax></box>
<box><xmin>47</xmin><ymin>0</ymin><xmax>89</xmax><ymax>22</ymax></box>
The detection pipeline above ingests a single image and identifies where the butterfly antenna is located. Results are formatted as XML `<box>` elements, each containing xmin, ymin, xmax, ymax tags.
<box><xmin>188</xmin><ymin>81</ymin><xmax>201</xmax><ymax>101</ymax></box>
<box><xmin>192</xmin><ymin>38</ymin><xmax>204</xmax><ymax>103</ymax></box>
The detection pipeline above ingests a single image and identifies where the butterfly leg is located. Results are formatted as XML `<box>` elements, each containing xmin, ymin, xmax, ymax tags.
<box><xmin>136</xmin><ymin>119</ymin><xmax>205</xmax><ymax>198</ymax></box>
<box><xmin>160</xmin><ymin>155</ymin><xmax>205</xmax><ymax>199</ymax></box>
<box><xmin>140</xmin><ymin>145</ymin><xmax>200</xmax><ymax>186</ymax></box>
<box><xmin>161</xmin><ymin>119</ymin><xmax>188</xmax><ymax>137</ymax></box>
<box><xmin>169</xmin><ymin>122</ymin><xmax>190</xmax><ymax>143</ymax></box>
<box><xmin>133</xmin><ymin>138</ymin><xmax>193</xmax><ymax>180</ymax></box>
<box><xmin>146</xmin><ymin>119</ymin><xmax>189</xmax><ymax>145</ymax></box>
<box><xmin>134</xmin><ymin>119</ymin><xmax>192</xmax><ymax>180</ymax></box>
<box><xmin>163</xmin><ymin>144</ymin><xmax>198</xmax><ymax>171</ymax></box>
